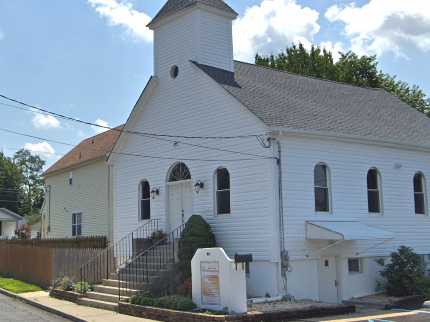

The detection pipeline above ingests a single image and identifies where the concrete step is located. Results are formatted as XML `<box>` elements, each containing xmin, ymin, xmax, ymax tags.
<box><xmin>117</xmin><ymin>268</ymin><xmax>168</xmax><ymax>276</ymax></box>
<box><xmin>93</xmin><ymin>284</ymin><xmax>138</xmax><ymax>297</ymax></box>
<box><xmin>86</xmin><ymin>291</ymin><xmax>130</xmax><ymax>303</ymax></box>
<box><xmin>102</xmin><ymin>278</ymin><xmax>152</xmax><ymax>288</ymax></box>
<box><xmin>77</xmin><ymin>297</ymin><xmax>118</xmax><ymax>312</ymax></box>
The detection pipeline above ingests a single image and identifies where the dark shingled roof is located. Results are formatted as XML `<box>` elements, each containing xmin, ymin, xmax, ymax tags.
<box><xmin>193</xmin><ymin>61</ymin><xmax>430</xmax><ymax>148</ymax></box>
<box><xmin>148</xmin><ymin>0</ymin><xmax>237</xmax><ymax>28</ymax></box>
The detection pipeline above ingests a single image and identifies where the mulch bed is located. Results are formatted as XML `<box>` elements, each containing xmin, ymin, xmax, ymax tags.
<box><xmin>119</xmin><ymin>302</ymin><xmax>355</xmax><ymax>322</ymax></box>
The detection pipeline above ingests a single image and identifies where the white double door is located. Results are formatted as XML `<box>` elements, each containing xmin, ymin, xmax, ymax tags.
<box><xmin>319</xmin><ymin>256</ymin><xmax>340</xmax><ymax>303</ymax></box>
<box><xmin>167</xmin><ymin>180</ymin><xmax>193</xmax><ymax>231</ymax></box>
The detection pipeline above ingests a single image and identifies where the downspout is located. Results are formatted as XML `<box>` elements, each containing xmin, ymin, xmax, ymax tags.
<box><xmin>275</xmin><ymin>139</ymin><xmax>288</xmax><ymax>295</ymax></box>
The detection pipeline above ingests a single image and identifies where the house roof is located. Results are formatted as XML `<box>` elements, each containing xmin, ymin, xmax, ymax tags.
<box><xmin>0</xmin><ymin>208</ymin><xmax>23</xmax><ymax>222</ymax></box>
<box><xmin>148</xmin><ymin>0</ymin><xmax>238</xmax><ymax>28</ymax></box>
<box><xmin>193</xmin><ymin>60</ymin><xmax>430</xmax><ymax>149</ymax></box>
<box><xmin>44</xmin><ymin>126</ymin><xmax>123</xmax><ymax>176</ymax></box>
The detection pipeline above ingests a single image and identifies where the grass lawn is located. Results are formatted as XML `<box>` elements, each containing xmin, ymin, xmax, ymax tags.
<box><xmin>0</xmin><ymin>277</ymin><xmax>42</xmax><ymax>294</ymax></box>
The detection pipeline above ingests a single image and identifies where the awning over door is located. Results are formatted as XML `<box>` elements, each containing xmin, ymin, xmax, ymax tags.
<box><xmin>306</xmin><ymin>221</ymin><xmax>394</xmax><ymax>241</ymax></box>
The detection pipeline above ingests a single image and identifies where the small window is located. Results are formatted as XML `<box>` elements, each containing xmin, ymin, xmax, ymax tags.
<box><xmin>140</xmin><ymin>181</ymin><xmax>151</xmax><ymax>220</ymax></box>
<box><xmin>348</xmin><ymin>258</ymin><xmax>362</xmax><ymax>273</ymax></box>
<box><xmin>414</xmin><ymin>173</ymin><xmax>427</xmax><ymax>215</ymax></box>
<box><xmin>170</xmin><ymin>65</ymin><xmax>179</xmax><ymax>79</ymax></box>
<box><xmin>314</xmin><ymin>164</ymin><xmax>330</xmax><ymax>212</ymax></box>
<box><xmin>216</xmin><ymin>168</ymin><xmax>230</xmax><ymax>215</ymax></box>
<box><xmin>69</xmin><ymin>172</ymin><xmax>73</xmax><ymax>185</ymax></box>
<box><xmin>367</xmin><ymin>168</ymin><xmax>382</xmax><ymax>213</ymax></box>
<box><xmin>72</xmin><ymin>213</ymin><xmax>82</xmax><ymax>237</ymax></box>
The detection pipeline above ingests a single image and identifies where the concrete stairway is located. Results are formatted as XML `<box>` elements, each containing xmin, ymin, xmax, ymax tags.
<box><xmin>77</xmin><ymin>243</ymin><xmax>175</xmax><ymax>311</ymax></box>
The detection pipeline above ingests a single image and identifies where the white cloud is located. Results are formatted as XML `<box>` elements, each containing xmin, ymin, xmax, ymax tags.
<box><xmin>88</xmin><ymin>0</ymin><xmax>152</xmax><ymax>42</ymax></box>
<box><xmin>233</xmin><ymin>0</ymin><xmax>320</xmax><ymax>62</ymax></box>
<box><xmin>320</xmin><ymin>41</ymin><xmax>345</xmax><ymax>62</ymax></box>
<box><xmin>32</xmin><ymin>114</ymin><xmax>61</xmax><ymax>129</ymax></box>
<box><xmin>325</xmin><ymin>0</ymin><xmax>430</xmax><ymax>58</ymax></box>
<box><xmin>92</xmin><ymin>119</ymin><xmax>110</xmax><ymax>134</ymax></box>
<box><xmin>24</xmin><ymin>142</ymin><xmax>56</xmax><ymax>159</ymax></box>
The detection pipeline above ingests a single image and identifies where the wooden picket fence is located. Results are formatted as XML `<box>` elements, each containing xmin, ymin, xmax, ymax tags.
<box><xmin>0</xmin><ymin>238</ymin><xmax>107</xmax><ymax>288</ymax></box>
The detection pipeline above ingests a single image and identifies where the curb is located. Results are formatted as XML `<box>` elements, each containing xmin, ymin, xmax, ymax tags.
<box><xmin>0</xmin><ymin>288</ymin><xmax>86</xmax><ymax>322</ymax></box>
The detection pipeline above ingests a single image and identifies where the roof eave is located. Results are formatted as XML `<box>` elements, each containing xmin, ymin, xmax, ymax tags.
<box><xmin>269</xmin><ymin>127</ymin><xmax>430</xmax><ymax>153</ymax></box>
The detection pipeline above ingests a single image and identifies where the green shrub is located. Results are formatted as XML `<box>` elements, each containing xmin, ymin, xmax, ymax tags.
<box><xmin>379</xmin><ymin>246</ymin><xmax>426</xmax><ymax>297</ymax></box>
<box><xmin>54</xmin><ymin>276</ymin><xmax>74</xmax><ymax>291</ymax></box>
<box><xmin>73</xmin><ymin>281</ymin><xmax>92</xmax><ymax>294</ymax></box>
<box><xmin>178</xmin><ymin>215</ymin><xmax>216</xmax><ymax>279</ymax></box>
<box><xmin>131</xmin><ymin>295</ymin><xmax>196</xmax><ymax>311</ymax></box>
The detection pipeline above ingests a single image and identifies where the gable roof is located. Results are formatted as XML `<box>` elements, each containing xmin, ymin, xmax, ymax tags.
<box><xmin>193</xmin><ymin>61</ymin><xmax>430</xmax><ymax>149</ymax></box>
<box><xmin>0</xmin><ymin>208</ymin><xmax>23</xmax><ymax>221</ymax></box>
<box><xmin>44</xmin><ymin>126</ymin><xmax>123</xmax><ymax>176</ymax></box>
<box><xmin>148</xmin><ymin>0</ymin><xmax>237</xmax><ymax>28</ymax></box>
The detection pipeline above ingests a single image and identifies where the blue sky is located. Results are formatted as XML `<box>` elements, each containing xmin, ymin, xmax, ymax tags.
<box><xmin>0</xmin><ymin>0</ymin><xmax>429</xmax><ymax>167</ymax></box>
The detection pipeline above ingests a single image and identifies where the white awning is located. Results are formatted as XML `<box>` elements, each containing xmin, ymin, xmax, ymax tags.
<box><xmin>306</xmin><ymin>221</ymin><xmax>394</xmax><ymax>241</ymax></box>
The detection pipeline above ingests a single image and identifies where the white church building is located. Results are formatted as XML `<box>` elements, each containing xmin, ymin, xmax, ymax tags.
<box><xmin>106</xmin><ymin>0</ymin><xmax>430</xmax><ymax>303</ymax></box>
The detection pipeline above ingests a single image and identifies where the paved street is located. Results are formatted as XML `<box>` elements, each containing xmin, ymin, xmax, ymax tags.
<box><xmin>0</xmin><ymin>293</ymin><xmax>70</xmax><ymax>322</ymax></box>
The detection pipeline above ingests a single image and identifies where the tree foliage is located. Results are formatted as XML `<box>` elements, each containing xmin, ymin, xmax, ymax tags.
<box><xmin>13</xmin><ymin>149</ymin><xmax>45</xmax><ymax>216</ymax></box>
<box><xmin>255</xmin><ymin>44</ymin><xmax>430</xmax><ymax>115</ymax></box>
<box><xmin>0</xmin><ymin>152</ymin><xmax>23</xmax><ymax>214</ymax></box>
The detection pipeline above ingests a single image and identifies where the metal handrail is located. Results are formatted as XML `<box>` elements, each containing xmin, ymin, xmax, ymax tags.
<box><xmin>118</xmin><ymin>223</ymin><xmax>186</xmax><ymax>301</ymax></box>
<box><xmin>78</xmin><ymin>218</ymin><xmax>160</xmax><ymax>293</ymax></box>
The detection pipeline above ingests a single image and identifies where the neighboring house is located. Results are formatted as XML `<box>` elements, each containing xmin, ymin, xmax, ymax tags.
<box><xmin>41</xmin><ymin>127</ymin><xmax>121</xmax><ymax>241</ymax></box>
<box><xmin>0</xmin><ymin>208</ymin><xmax>22</xmax><ymax>238</ymax></box>
<box><xmin>107</xmin><ymin>0</ymin><xmax>430</xmax><ymax>303</ymax></box>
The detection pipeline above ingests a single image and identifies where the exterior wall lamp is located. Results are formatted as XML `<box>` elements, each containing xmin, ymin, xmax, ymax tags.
<box><xmin>194</xmin><ymin>180</ymin><xmax>204</xmax><ymax>194</ymax></box>
<box><xmin>151</xmin><ymin>188</ymin><xmax>160</xmax><ymax>199</ymax></box>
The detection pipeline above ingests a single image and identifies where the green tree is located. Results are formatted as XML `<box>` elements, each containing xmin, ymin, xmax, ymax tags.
<box><xmin>0</xmin><ymin>152</ymin><xmax>23</xmax><ymax>214</ymax></box>
<box><xmin>256</xmin><ymin>44</ymin><xmax>430</xmax><ymax>115</ymax></box>
<box><xmin>13</xmin><ymin>149</ymin><xmax>45</xmax><ymax>216</ymax></box>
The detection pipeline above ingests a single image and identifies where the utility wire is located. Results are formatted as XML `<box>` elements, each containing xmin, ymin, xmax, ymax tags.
<box><xmin>0</xmin><ymin>94</ymin><xmax>263</xmax><ymax>140</ymax></box>
<box><xmin>0</xmin><ymin>127</ymin><xmax>272</xmax><ymax>163</ymax></box>
<box><xmin>0</xmin><ymin>97</ymin><xmax>272</xmax><ymax>159</ymax></box>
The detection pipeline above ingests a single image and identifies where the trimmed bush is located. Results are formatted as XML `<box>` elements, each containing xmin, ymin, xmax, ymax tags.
<box><xmin>178</xmin><ymin>215</ymin><xmax>216</xmax><ymax>279</ymax></box>
<box><xmin>130</xmin><ymin>295</ymin><xmax>196</xmax><ymax>311</ymax></box>
<box><xmin>380</xmin><ymin>246</ymin><xmax>427</xmax><ymax>297</ymax></box>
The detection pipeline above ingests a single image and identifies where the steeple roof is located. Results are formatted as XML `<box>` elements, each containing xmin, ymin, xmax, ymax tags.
<box><xmin>148</xmin><ymin>0</ymin><xmax>237</xmax><ymax>28</ymax></box>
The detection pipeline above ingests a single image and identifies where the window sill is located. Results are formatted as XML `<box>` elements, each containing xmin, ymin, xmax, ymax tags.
<box><xmin>369</xmin><ymin>212</ymin><xmax>383</xmax><ymax>216</ymax></box>
<box><xmin>315</xmin><ymin>211</ymin><xmax>332</xmax><ymax>215</ymax></box>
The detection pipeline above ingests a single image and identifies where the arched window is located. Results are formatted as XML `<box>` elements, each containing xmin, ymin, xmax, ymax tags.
<box><xmin>414</xmin><ymin>173</ymin><xmax>427</xmax><ymax>215</ymax></box>
<box><xmin>140</xmin><ymin>181</ymin><xmax>151</xmax><ymax>220</ymax></box>
<box><xmin>314</xmin><ymin>163</ymin><xmax>331</xmax><ymax>212</ymax></box>
<box><xmin>168</xmin><ymin>162</ymin><xmax>191</xmax><ymax>182</ymax></box>
<box><xmin>367</xmin><ymin>168</ymin><xmax>382</xmax><ymax>213</ymax></box>
<box><xmin>215</xmin><ymin>168</ymin><xmax>230</xmax><ymax>215</ymax></box>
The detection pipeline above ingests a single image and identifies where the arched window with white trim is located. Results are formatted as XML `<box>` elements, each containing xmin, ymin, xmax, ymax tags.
<box><xmin>215</xmin><ymin>168</ymin><xmax>230</xmax><ymax>215</ymax></box>
<box><xmin>367</xmin><ymin>168</ymin><xmax>382</xmax><ymax>213</ymax></box>
<box><xmin>139</xmin><ymin>181</ymin><xmax>151</xmax><ymax>220</ymax></box>
<box><xmin>314</xmin><ymin>163</ymin><xmax>331</xmax><ymax>212</ymax></box>
<box><xmin>414</xmin><ymin>172</ymin><xmax>427</xmax><ymax>215</ymax></box>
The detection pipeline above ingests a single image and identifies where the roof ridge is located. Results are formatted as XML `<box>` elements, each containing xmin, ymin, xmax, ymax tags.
<box><xmin>234</xmin><ymin>60</ymin><xmax>383</xmax><ymax>92</ymax></box>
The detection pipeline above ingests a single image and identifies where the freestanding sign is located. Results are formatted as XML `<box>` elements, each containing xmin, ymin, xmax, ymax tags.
<box><xmin>192</xmin><ymin>248</ymin><xmax>247</xmax><ymax>314</ymax></box>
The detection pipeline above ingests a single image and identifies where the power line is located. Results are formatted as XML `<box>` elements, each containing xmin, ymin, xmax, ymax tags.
<box><xmin>0</xmin><ymin>94</ymin><xmax>263</xmax><ymax>140</ymax></box>
<box><xmin>0</xmin><ymin>96</ymin><xmax>273</xmax><ymax>159</ymax></box>
<box><xmin>0</xmin><ymin>127</ymin><xmax>272</xmax><ymax>163</ymax></box>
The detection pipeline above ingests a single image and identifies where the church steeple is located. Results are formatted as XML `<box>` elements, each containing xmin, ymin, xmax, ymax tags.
<box><xmin>149</xmin><ymin>0</ymin><xmax>238</xmax><ymax>76</ymax></box>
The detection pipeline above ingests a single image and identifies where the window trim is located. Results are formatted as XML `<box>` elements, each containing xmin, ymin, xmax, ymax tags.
<box><xmin>348</xmin><ymin>258</ymin><xmax>363</xmax><ymax>274</ymax></box>
<box><xmin>214</xmin><ymin>167</ymin><xmax>231</xmax><ymax>216</ymax></box>
<box><xmin>72</xmin><ymin>212</ymin><xmax>82</xmax><ymax>237</ymax></box>
<box><xmin>314</xmin><ymin>163</ymin><xmax>332</xmax><ymax>214</ymax></box>
<box><xmin>414</xmin><ymin>172</ymin><xmax>427</xmax><ymax>215</ymax></box>
<box><xmin>139</xmin><ymin>180</ymin><xmax>151</xmax><ymax>221</ymax></box>
<box><xmin>367</xmin><ymin>168</ymin><xmax>383</xmax><ymax>215</ymax></box>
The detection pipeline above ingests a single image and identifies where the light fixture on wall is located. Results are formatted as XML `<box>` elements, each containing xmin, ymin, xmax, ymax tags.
<box><xmin>194</xmin><ymin>180</ymin><xmax>204</xmax><ymax>194</ymax></box>
<box><xmin>151</xmin><ymin>188</ymin><xmax>160</xmax><ymax>199</ymax></box>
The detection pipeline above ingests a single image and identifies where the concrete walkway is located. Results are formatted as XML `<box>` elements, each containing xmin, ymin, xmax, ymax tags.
<box><xmin>20</xmin><ymin>291</ymin><xmax>158</xmax><ymax>322</ymax></box>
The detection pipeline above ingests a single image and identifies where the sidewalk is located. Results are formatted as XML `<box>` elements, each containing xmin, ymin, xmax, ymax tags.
<box><xmin>18</xmin><ymin>291</ymin><xmax>158</xmax><ymax>322</ymax></box>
